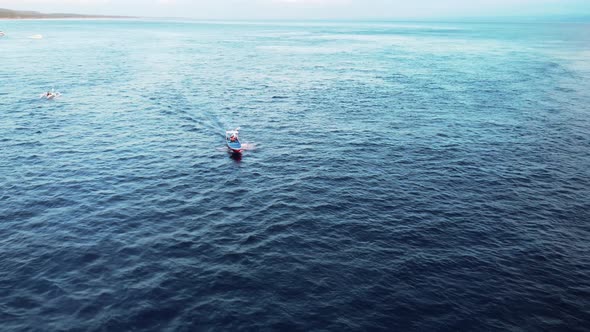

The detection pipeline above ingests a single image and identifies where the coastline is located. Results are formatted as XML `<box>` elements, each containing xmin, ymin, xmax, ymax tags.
<box><xmin>0</xmin><ymin>8</ymin><xmax>134</xmax><ymax>20</ymax></box>
<box><xmin>0</xmin><ymin>17</ymin><xmax>137</xmax><ymax>20</ymax></box>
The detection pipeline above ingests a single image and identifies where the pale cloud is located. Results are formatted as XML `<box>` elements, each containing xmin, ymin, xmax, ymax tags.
<box><xmin>272</xmin><ymin>0</ymin><xmax>351</xmax><ymax>4</ymax></box>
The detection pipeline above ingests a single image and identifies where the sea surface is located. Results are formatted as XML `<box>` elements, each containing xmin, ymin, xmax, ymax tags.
<box><xmin>1</xmin><ymin>19</ymin><xmax>590</xmax><ymax>331</ymax></box>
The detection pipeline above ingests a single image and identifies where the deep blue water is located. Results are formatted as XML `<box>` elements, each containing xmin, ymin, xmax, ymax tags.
<box><xmin>1</xmin><ymin>19</ymin><xmax>590</xmax><ymax>331</ymax></box>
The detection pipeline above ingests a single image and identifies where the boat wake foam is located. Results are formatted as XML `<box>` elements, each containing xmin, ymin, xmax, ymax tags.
<box><xmin>239</xmin><ymin>143</ymin><xmax>256</xmax><ymax>151</ymax></box>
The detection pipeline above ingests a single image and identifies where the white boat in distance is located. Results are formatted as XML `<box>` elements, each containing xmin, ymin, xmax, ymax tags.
<box><xmin>40</xmin><ymin>89</ymin><xmax>61</xmax><ymax>100</ymax></box>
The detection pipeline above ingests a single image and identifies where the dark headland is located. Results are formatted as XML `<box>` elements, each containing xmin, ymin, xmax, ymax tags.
<box><xmin>0</xmin><ymin>8</ymin><xmax>134</xmax><ymax>19</ymax></box>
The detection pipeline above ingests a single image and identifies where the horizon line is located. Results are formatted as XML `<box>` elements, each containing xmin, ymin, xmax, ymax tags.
<box><xmin>1</xmin><ymin>7</ymin><xmax>590</xmax><ymax>23</ymax></box>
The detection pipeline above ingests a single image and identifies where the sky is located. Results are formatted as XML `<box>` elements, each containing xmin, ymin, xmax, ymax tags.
<box><xmin>1</xmin><ymin>0</ymin><xmax>589</xmax><ymax>19</ymax></box>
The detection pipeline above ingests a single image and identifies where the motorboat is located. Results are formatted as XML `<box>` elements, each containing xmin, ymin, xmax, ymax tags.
<box><xmin>0</xmin><ymin>32</ymin><xmax>5</xmax><ymax>37</ymax></box>
<box><xmin>40</xmin><ymin>90</ymin><xmax>61</xmax><ymax>100</ymax></box>
<box><xmin>226</xmin><ymin>128</ymin><xmax>243</xmax><ymax>153</ymax></box>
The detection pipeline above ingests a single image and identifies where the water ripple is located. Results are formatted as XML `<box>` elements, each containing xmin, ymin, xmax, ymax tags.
<box><xmin>1</xmin><ymin>19</ymin><xmax>590</xmax><ymax>331</ymax></box>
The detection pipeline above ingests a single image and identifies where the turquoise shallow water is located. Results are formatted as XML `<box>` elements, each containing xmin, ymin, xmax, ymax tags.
<box><xmin>1</xmin><ymin>19</ymin><xmax>590</xmax><ymax>330</ymax></box>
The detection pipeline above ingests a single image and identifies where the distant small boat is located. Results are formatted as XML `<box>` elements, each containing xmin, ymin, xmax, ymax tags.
<box><xmin>29</xmin><ymin>34</ymin><xmax>43</xmax><ymax>39</ymax></box>
<box><xmin>0</xmin><ymin>31</ymin><xmax>5</xmax><ymax>37</ymax></box>
<box><xmin>226</xmin><ymin>128</ymin><xmax>243</xmax><ymax>153</ymax></box>
<box><xmin>40</xmin><ymin>90</ymin><xmax>61</xmax><ymax>100</ymax></box>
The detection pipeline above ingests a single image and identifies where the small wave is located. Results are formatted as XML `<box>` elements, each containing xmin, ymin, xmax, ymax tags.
<box><xmin>240</xmin><ymin>143</ymin><xmax>256</xmax><ymax>151</ymax></box>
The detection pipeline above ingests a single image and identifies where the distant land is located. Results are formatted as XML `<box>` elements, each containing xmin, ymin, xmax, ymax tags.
<box><xmin>1</xmin><ymin>7</ymin><xmax>588</xmax><ymax>22</ymax></box>
<box><xmin>0</xmin><ymin>8</ymin><xmax>134</xmax><ymax>19</ymax></box>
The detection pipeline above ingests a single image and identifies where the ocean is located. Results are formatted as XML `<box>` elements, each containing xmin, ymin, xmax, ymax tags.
<box><xmin>1</xmin><ymin>19</ymin><xmax>590</xmax><ymax>331</ymax></box>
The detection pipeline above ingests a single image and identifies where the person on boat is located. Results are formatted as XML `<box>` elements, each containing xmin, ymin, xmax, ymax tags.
<box><xmin>230</xmin><ymin>135</ymin><xmax>237</xmax><ymax>142</ymax></box>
